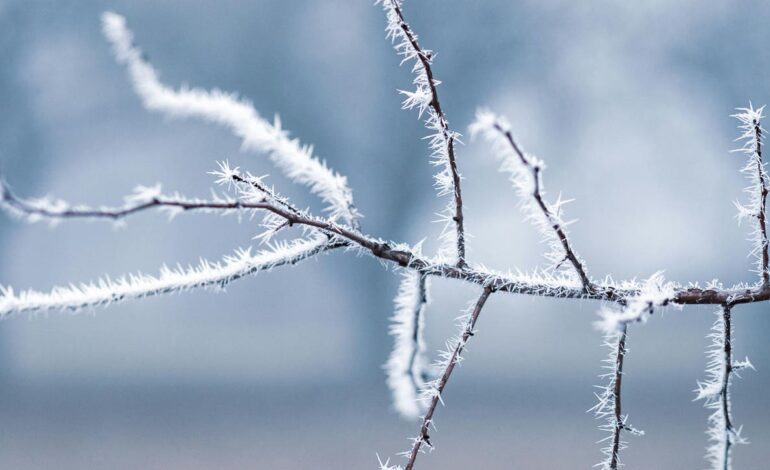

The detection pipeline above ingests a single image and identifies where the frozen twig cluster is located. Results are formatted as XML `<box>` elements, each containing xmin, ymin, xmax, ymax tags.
<box><xmin>0</xmin><ymin>2</ymin><xmax>766</xmax><ymax>469</ymax></box>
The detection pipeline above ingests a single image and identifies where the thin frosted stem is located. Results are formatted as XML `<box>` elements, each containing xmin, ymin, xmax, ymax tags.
<box><xmin>401</xmin><ymin>286</ymin><xmax>493</xmax><ymax>470</ymax></box>
<box><xmin>378</xmin><ymin>0</ymin><xmax>466</xmax><ymax>267</ymax></box>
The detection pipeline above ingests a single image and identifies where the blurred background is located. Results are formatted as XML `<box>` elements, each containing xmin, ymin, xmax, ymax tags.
<box><xmin>1</xmin><ymin>0</ymin><xmax>770</xmax><ymax>468</ymax></box>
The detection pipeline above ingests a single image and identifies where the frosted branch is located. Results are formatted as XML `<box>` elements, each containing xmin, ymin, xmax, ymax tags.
<box><xmin>377</xmin><ymin>0</ymin><xmax>466</xmax><ymax>267</ymax></box>
<box><xmin>386</xmin><ymin>269</ymin><xmax>432</xmax><ymax>419</ymax></box>
<box><xmin>732</xmin><ymin>104</ymin><xmax>769</xmax><ymax>284</ymax></box>
<box><xmin>0</xmin><ymin>235</ymin><xmax>336</xmax><ymax>318</ymax></box>
<box><xmin>470</xmin><ymin>110</ymin><xmax>593</xmax><ymax>292</ymax></box>
<box><xmin>590</xmin><ymin>324</ymin><xmax>642</xmax><ymax>469</ymax></box>
<box><xmin>394</xmin><ymin>286</ymin><xmax>493</xmax><ymax>470</ymax></box>
<box><xmin>1</xmin><ymin>179</ymin><xmax>278</xmax><ymax>225</ymax></box>
<box><xmin>695</xmin><ymin>305</ymin><xmax>753</xmax><ymax>470</ymax></box>
<box><xmin>101</xmin><ymin>12</ymin><xmax>360</xmax><ymax>226</ymax></box>
<box><xmin>594</xmin><ymin>271</ymin><xmax>676</xmax><ymax>335</ymax></box>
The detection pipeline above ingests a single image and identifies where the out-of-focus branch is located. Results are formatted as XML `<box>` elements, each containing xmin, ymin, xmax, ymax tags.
<box><xmin>0</xmin><ymin>235</ymin><xmax>340</xmax><ymax>317</ymax></box>
<box><xmin>102</xmin><ymin>12</ymin><xmax>361</xmax><ymax>227</ymax></box>
<box><xmin>386</xmin><ymin>270</ymin><xmax>432</xmax><ymax>419</ymax></box>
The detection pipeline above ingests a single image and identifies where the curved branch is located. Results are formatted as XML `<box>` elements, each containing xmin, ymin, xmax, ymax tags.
<box><xmin>101</xmin><ymin>12</ymin><xmax>361</xmax><ymax>227</ymax></box>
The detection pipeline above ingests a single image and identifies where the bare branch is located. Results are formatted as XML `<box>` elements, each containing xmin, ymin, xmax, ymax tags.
<box><xmin>378</xmin><ymin>0</ymin><xmax>466</xmax><ymax>267</ymax></box>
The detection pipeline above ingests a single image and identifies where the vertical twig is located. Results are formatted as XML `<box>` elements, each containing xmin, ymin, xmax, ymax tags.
<box><xmin>720</xmin><ymin>305</ymin><xmax>734</xmax><ymax>468</ymax></box>
<box><xmin>591</xmin><ymin>323</ymin><xmax>642</xmax><ymax>470</ymax></box>
<box><xmin>696</xmin><ymin>304</ymin><xmax>753</xmax><ymax>470</ymax></box>
<box><xmin>733</xmin><ymin>105</ymin><xmax>768</xmax><ymax>284</ymax></box>
<box><xmin>753</xmin><ymin>117</ymin><xmax>769</xmax><ymax>284</ymax></box>
<box><xmin>381</xmin><ymin>0</ymin><xmax>466</xmax><ymax>267</ymax></box>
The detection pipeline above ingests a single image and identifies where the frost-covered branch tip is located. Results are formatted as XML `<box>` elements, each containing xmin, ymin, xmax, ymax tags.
<box><xmin>377</xmin><ymin>0</ymin><xmax>466</xmax><ymax>267</ymax></box>
<box><xmin>732</xmin><ymin>104</ymin><xmax>769</xmax><ymax>284</ymax></box>
<box><xmin>695</xmin><ymin>305</ymin><xmax>753</xmax><ymax>470</ymax></box>
<box><xmin>101</xmin><ymin>12</ymin><xmax>360</xmax><ymax>226</ymax></box>
<box><xmin>470</xmin><ymin>109</ymin><xmax>592</xmax><ymax>292</ymax></box>
<box><xmin>386</xmin><ymin>269</ymin><xmax>432</xmax><ymax>419</ymax></box>
<box><xmin>387</xmin><ymin>286</ymin><xmax>493</xmax><ymax>470</ymax></box>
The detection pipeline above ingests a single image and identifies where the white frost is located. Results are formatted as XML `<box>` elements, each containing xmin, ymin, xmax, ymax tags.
<box><xmin>0</xmin><ymin>235</ymin><xmax>331</xmax><ymax>317</ymax></box>
<box><xmin>101</xmin><ymin>12</ymin><xmax>359</xmax><ymax>225</ymax></box>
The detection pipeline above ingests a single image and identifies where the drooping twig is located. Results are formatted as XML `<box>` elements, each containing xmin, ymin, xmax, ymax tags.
<box><xmin>695</xmin><ymin>305</ymin><xmax>753</xmax><ymax>470</ymax></box>
<box><xmin>398</xmin><ymin>286</ymin><xmax>493</xmax><ymax>470</ymax></box>
<box><xmin>470</xmin><ymin>110</ymin><xmax>593</xmax><ymax>292</ymax></box>
<box><xmin>733</xmin><ymin>104</ymin><xmax>769</xmax><ymax>284</ymax></box>
<box><xmin>378</xmin><ymin>0</ymin><xmax>466</xmax><ymax>267</ymax></box>
<box><xmin>386</xmin><ymin>269</ymin><xmax>432</xmax><ymax>419</ymax></box>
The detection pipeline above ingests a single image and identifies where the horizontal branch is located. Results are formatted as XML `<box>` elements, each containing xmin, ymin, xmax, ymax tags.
<box><xmin>0</xmin><ymin>182</ymin><xmax>279</xmax><ymax>222</ymax></box>
<box><xmin>4</xmin><ymin>179</ymin><xmax>770</xmax><ymax>315</ymax></box>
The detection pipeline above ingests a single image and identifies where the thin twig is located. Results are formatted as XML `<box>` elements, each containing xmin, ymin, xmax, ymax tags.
<box><xmin>753</xmin><ymin>118</ymin><xmax>769</xmax><ymax>284</ymax></box>
<box><xmin>403</xmin><ymin>286</ymin><xmax>493</xmax><ymax>470</ymax></box>
<box><xmin>609</xmin><ymin>324</ymin><xmax>628</xmax><ymax>470</ymax></box>
<box><xmin>695</xmin><ymin>304</ymin><xmax>753</xmax><ymax>470</ymax></box>
<box><xmin>720</xmin><ymin>305</ymin><xmax>734</xmax><ymax>468</ymax></box>
<box><xmin>384</xmin><ymin>0</ymin><xmax>466</xmax><ymax>267</ymax></box>
<box><xmin>494</xmin><ymin>122</ymin><xmax>593</xmax><ymax>292</ymax></box>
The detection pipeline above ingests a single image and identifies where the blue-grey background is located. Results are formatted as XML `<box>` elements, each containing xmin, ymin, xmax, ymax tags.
<box><xmin>1</xmin><ymin>1</ymin><xmax>769</xmax><ymax>468</ymax></box>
